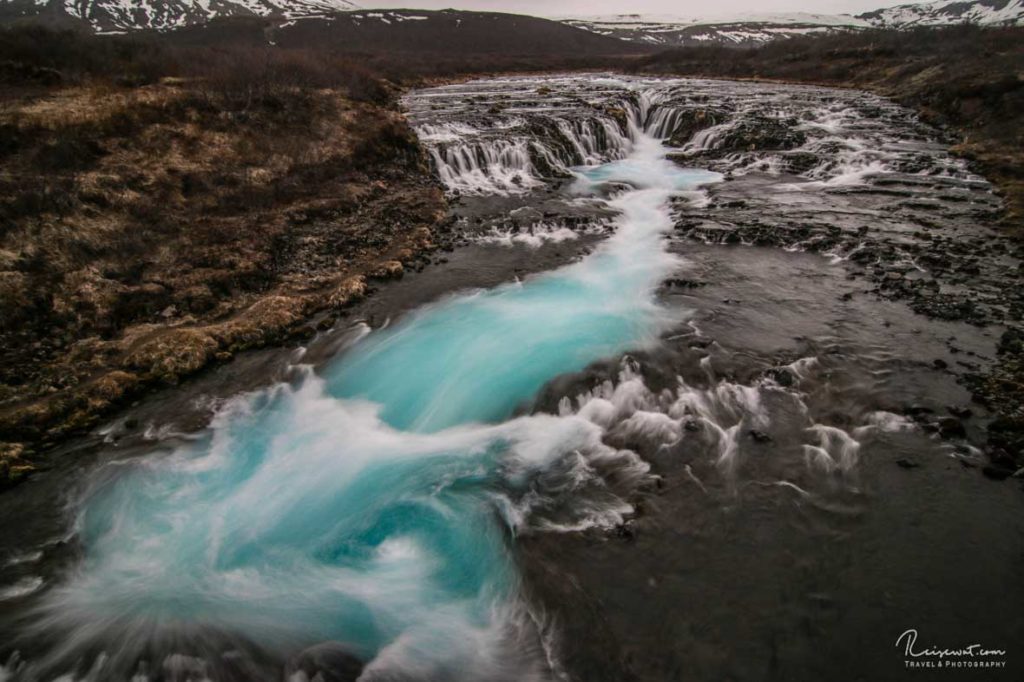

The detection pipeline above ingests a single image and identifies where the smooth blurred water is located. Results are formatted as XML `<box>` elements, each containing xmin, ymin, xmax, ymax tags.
<box><xmin>32</xmin><ymin>135</ymin><xmax>720</xmax><ymax>677</ymax></box>
<box><xmin>329</xmin><ymin>141</ymin><xmax>718</xmax><ymax>432</ymax></box>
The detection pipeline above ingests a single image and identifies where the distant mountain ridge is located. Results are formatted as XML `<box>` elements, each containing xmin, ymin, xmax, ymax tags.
<box><xmin>560</xmin><ymin>14</ymin><xmax>869</xmax><ymax>48</ymax></box>
<box><xmin>562</xmin><ymin>1</ymin><xmax>1024</xmax><ymax>48</ymax></box>
<box><xmin>859</xmin><ymin>0</ymin><xmax>1024</xmax><ymax>28</ymax></box>
<box><xmin>0</xmin><ymin>0</ymin><xmax>1021</xmax><ymax>45</ymax></box>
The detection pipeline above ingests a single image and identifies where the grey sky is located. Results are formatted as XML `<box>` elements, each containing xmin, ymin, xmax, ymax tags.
<box><xmin>356</xmin><ymin>1</ymin><xmax>930</xmax><ymax>19</ymax></box>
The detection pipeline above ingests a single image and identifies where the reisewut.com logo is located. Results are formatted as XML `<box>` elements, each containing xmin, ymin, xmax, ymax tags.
<box><xmin>896</xmin><ymin>629</ymin><xmax>1008</xmax><ymax>670</ymax></box>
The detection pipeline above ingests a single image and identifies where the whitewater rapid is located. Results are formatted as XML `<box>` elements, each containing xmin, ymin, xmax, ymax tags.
<box><xmin>18</xmin><ymin>131</ymin><xmax>719</xmax><ymax>679</ymax></box>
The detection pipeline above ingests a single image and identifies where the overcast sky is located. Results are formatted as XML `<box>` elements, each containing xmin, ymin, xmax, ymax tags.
<box><xmin>356</xmin><ymin>1</ymin><xmax>930</xmax><ymax>19</ymax></box>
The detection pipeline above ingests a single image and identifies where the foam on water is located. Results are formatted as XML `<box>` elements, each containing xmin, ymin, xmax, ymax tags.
<box><xmin>23</xmin><ymin>133</ymin><xmax>719</xmax><ymax>678</ymax></box>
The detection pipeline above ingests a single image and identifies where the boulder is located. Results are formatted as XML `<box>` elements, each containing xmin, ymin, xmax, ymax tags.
<box><xmin>666</xmin><ymin>109</ymin><xmax>726</xmax><ymax>147</ymax></box>
<box><xmin>713</xmin><ymin>116</ymin><xmax>807</xmax><ymax>153</ymax></box>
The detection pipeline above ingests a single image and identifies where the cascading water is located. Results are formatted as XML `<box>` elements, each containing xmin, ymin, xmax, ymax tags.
<box><xmin>11</xmin><ymin>91</ymin><xmax>719</xmax><ymax>680</ymax></box>
<box><xmin>414</xmin><ymin>78</ymin><xmax>645</xmax><ymax>196</ymax></box>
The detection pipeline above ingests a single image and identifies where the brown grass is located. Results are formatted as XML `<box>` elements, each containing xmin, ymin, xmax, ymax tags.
<box><xmin>0</xmin><ymin>27</ymin><xmax>445</xmax><ymax>462</ymax></box>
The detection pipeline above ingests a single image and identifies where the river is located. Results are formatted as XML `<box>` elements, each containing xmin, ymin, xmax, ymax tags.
<box><xmin>1</xmin><ymin>74</ymin><xmax>1022</xmax><ymax>682</ymax></box>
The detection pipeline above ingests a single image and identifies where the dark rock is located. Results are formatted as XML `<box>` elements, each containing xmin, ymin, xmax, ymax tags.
<box><xmin>937</xmin><ymin>416</ymin><xmax>967</xmax><ymax>439</ymax></box>
<box><xmin>987</xmin><ymin>447</ymin><xmax>1018</xmax><ymax>469</ymax></box>
<box><xmin>748</xmin><ymin>429</ymin><xmax>772</xmax><ymax>443</ymax></box>
<box><xmin>909</xmin><ymin>294</ymin><xmax>982</xmax><ymax>323</ymax></box>
<box><xmin>714</xmin><ymin>115</ymin><xmax>807</xmax><ymax>152</ymax></box>
<box><xmin>905</xmin><ymin>405</ymin><xmax>934</xmax><ymax>418</ymax></box>
<box><xmin>997</xmin><ymin>327</ymin><xmax>1024</xmax><ymax>355</ymax></box>
<box><xmin>982</xmin><ymin>465</ymin><xmax>1013</xmax><ymax>481</ymax></box>
<box><xmin>766</xmin><ymin>367</ymin><xmax>797</xmax><ymax>388</ymax></box>
<box><xmin>932</xmin><ymin>358</ymin><xmax>949</xmax><ymax>370</ymax></box>
<box><xmin>663</xmin><ymin>278</ymin><xmax>706</xmax><ymax>289</ymax></box>
<box><xmin>286</xmin><ymin>642</ymin><xmax>363</xmax><ymax>682</ymax></box>
<box><xmin>946</xmin><ymin>405</ymin><xmax>972</xmax><ymax>419</ymax></box>
<box><xmin>782</xmin><ymin>151</ymin><xmax>821</xmax><ymax>174</ymax></box>
<box><xmin>896</xmin><ymin>458</ymin><xmax>920</xmax><ymax>469</ymax></box>
<box><xmin>987</xmin><ymin>418</ymin><xmax>1024</xmax><ymax>462</ymax></box>
<box><xmin>665</xmin><ymin>108</ymin><xmax>726</xmax><ymax>146</ymax></box>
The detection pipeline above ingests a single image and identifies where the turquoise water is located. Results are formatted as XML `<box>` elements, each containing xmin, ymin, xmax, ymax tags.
<box><xmin>37</xmin><ymin>136</ymin><xmax>719</xmax><ymax>676</ymax></box>
<box><xmin>328</xmin><ymin>141</ymin><xmax>719</xmax><ymax>432</ymax></box>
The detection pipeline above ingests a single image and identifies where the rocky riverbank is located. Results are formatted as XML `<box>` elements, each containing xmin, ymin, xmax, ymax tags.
<box><xmin>408</xmin><ymin>73</ymin><xmax>1024</xmax><ymax>482</ymax></box>
<box><xmin>633</xmin><ymin>29</ymin><xmax>1024</xmax><ymax>481</ymax></box>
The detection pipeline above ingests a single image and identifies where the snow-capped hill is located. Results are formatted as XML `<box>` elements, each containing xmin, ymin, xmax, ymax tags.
<box><xmin>5</xmin><ymin>0</ymin><xmax>360</xmax><ymax>34</ymax></box>
<box><xmin>560</xmin><ymin>13</ymin><xmax>867</xmax><ymax>48</ymax></box>
<box><xmin>559</xmin><ymin>13</ymin><xmax>868</xmax><ymax>28</ymax></box>
<box><xmin>859</xmin><ymin>0</ymin><xmax>1024</xmax><ymax>28</ymax></box>
<box><xmin>562</xmin><ymin>2</ymin><xmax>1023</xmax><ymax>48</ymax></box>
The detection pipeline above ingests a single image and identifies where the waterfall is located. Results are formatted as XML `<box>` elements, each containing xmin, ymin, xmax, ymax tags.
<box><xmin>423</xmin><ymin>115</ymin><xmax>639</xmax><ymax>195</ymax></box>
<box><xmin>411</xmin><ymin>85</ymin><xmax>651</xmax><ymax>195</ymax></box>
<box><xmin>645</xmin><ymin>106</ymin><xmax>680</xmax><ymax>140</ymax></box>
<box><xmin>410</xmin><ymin>83</ymin><xmax>765</xmax><ymax>195</ymax></box>
<box><xmin>428</xmin><ymin>140</ymin><xmax>541</xmax><ymax>194</ymax></box>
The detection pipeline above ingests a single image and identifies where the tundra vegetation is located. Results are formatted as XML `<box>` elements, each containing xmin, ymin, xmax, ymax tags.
<box><xmin>0</xmin><ymin>28</ymin><xmax>447</xmax><ymax>483</ymax></box>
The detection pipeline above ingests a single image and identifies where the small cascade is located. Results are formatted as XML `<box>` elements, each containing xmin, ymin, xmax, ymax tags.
<box><xmin>428</xmin><ymin>140</ymin><xmax>541</xmax><ymax>194</ymax></box>
<box><xmin>407</xmin><ymin>81</ymin><xmax>646</xmax><ymax>195</ymax></box>
<box><xmin>421</xmin><ymin>120</ymin><xmax>633</xmax><ymax>195</ymax></box>
<box><xmin>422</xmin><ymin>114</ymin><xmax>638</xmax><ymax>195</ymax></box>
<box><xmin>679</xmin><ymin>121</ymin><xmax>734</xmax><ymax>154</ymax></box>
<box><xmin>645</xmin><ymin>106</ymin><xmax>688</xmax><ymax>141</ymax></box>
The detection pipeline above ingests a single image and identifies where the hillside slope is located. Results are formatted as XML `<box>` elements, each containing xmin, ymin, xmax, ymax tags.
<box><xmin>0</xmin><ymin>29</ymin><xmax>449</xmax><ymax>478</ymax></box>
<box><xmin>0</xmin><ymin>3</ymin><xmax>649</xmax><ymax>56</ymax></box>
<box><xmin>173</xmin><ymin>10</ymin><xmax>651</xmax><ymax>56</ymax></box>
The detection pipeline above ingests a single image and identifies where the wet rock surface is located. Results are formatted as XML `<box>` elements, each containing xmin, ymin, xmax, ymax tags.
<box><xmin>651</xmin><ymin>80</ymin><xmax>1022</xmax><ymax>476</ymax></box>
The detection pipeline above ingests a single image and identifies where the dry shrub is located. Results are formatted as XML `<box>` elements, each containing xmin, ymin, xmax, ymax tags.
<box><xmin>180</xmin><ymin>46</ymin><xmax>392</xmax><ymax>108</ymax></box>
<box><xmin>0</xmin><ymin>25</ymin><xmax>168</xmax><ymax>87</ymax></box>
<box><xmin>0</xmin><ymin>26</ymin><xmax>392</xmax><ymax>105</ymax></box>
